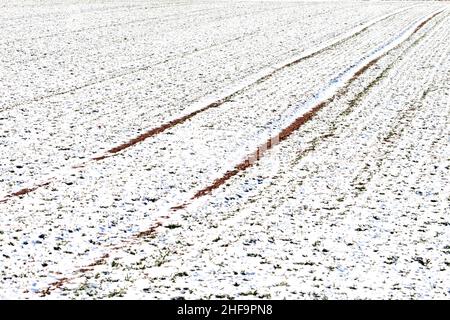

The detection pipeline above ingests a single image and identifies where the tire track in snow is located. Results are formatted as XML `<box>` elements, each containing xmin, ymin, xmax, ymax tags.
<box><xmin>38</xmin><ymin>8</ymin><xmax>444</xmax><ymax>297</ymax></box>
<box><xmin>90</xmin><ymin>6</ymin><xmax>415</xmax><ymax>160</ymax></box>
<box><xmin>157</xmin><ymin>9</ymin><xmax>445</xmax><ymax>220</ymax></box>
<box><xmin>286</xmin><ymin>10</ymin><xmax>448</xmax><ymax>173</ymax></box>
<box><xmin>0</xmin><ymin>6</ymin><xmax>419</xmax><ymax>204</ymax></box>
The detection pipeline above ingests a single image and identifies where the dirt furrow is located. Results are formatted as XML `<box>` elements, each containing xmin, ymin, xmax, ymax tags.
<box><xmin>5</xmin><ymin>6</ymin><xmax>442</xmax><ymax>298</ymax></box>
<box><xmin>166</xmin><ymin>9</ymin><xmax>443</xmax><ymax>211</ymax></box>
<box><xmin>0</xmin><ymin>8</ymin><xmax>412</xmax><ymax>203</ymax></box>
<box><xmin>38</xmin><ymin>11</ymin><xmax>442</xmax><ymax>290</ymax></box>
<box><xmin>85</xmin><ymin>7</ymin><xmax>413</xmax><ymax>159</ymax></box>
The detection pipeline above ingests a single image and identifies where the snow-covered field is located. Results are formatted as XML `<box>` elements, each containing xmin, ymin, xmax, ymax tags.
<box><xmin>0</xmin><ymin>0</ymin><xmax>449</xmax><ymax>299</ymax></box>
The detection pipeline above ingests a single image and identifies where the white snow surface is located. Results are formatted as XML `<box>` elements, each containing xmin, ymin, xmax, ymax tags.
<box><xmin>0</xmin><ymin>1</ymin><xmax>449</xmax><ymax>299</ymax></box>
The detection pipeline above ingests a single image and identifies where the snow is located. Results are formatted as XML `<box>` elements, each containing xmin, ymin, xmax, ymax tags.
<box><xmin>0</xmin><ymin>0</ymin><xmax>449</xmax><ymax>299</ymax></box>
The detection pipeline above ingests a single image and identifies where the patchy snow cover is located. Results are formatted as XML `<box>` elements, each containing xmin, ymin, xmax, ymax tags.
<box><xmin>0</xmin><ymin>1</ymin><xmax>449</xmax><ymax>299</ymax></box>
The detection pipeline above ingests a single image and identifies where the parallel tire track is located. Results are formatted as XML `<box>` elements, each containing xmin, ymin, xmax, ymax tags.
<box><xmin>0</xmin><ymin>7</ymin><xmax>414</xmax><ymax>203</ymax></box>
<box><xmin>38</xmin><ymin>9</ymin><xmax>443</xmax><ymax>297</ymax></box>
<box><xmin>91</xmin><ymin>6</ymin><xmax>415</xmax><ymax>160</ymax></box>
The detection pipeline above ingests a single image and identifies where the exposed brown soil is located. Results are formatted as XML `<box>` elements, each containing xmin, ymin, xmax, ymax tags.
<box><xmin>12</xmin><ymin>182</ymin><xmax>51</xmax><ymax>196</ymax></box>
<box><xmin>98</xmin><ymin>102</ymin><xmax>227</xmax><ymax>158</ymax></box>
<box><xmin>16</xmin><ymin>10</ymin><xmax>445</xmax><ymax>298</ymax></box>
<box><xmin>90</xmin><ymin>12</ymin><xmax>402</xmax><ymax>161</ymax></box>
<box><xmin>0</xmin><ymin>9</ymin><xmax>414</xmax><ymax>204</ymax></box>
<box><xmin>175</xmin><ymin>10</ymin><xmax>443</xmax><ymax>203</ymax></box>
<box><xmin>0</xmin><ymin>181</ymin><xmax>51</xmax><ymax>204</ymax></box>
<box><xmin>87</xmin><ymin>253</ymin><xmax>110</xmax><ymax>267</ymax></box>
<box><xmin>170</xmin><ymin>204</ymin><xmax>187</xmax><ymax>210</ymax></box>
<box><xmin>136</xmin><ymin>221</ymin><xmax>163</xmax><ymax>238</ymax></box>
<box><xmin>413</xmin><ymin>11</ymin><xmax>442</xmax><ymax>34</ymax></box>
<box><xmin>39</xmin><ymin>253</ymin><xmax>111</xmax><ymax>296</ymax></box>
<box><xmin>190</xmin><ymin>101</ymin><xmax>333</xmax><ymax>200</ymax></box>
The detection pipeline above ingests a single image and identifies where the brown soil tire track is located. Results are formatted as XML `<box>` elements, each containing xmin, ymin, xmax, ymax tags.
<box><xmin>0</xmin><ymin>8</ymin><xmax>414</xmax><ymax>205</ymax></box>
<box><xmin>0</xmin><ymin>181</ymin><xmax>51</xmax><ymax>203</ymax></box>
<box><xmin>36</xmin><ymin>9</ymin><xmax>442</xmax><ymax>296</ymax></box>
<box><xmin>171</xmin><ymin>10</ymin><xmax>443</xmax><ymax>207</ymax></box>
<box><xmin>412</xmin><ymin>11</ymin><xmax>442</xmax><ymax>34</ymax></box>
<box><xmin>191</xmin><ymin>100</ymin><xmax>330</xmax><ymax>200</ymax></box>
<box><xmin>91</xmin><ymin>9</ymin><xmax>410</xmax><ymax>160</ymax></box>
<box><xmin>39</xmin><ymin>253</ymin><xmax>110</xmax><ymax>297</ymax></box>
<box><xmin>0</xmin><ymin>10</ymin><xmax>434</xmax><ymax>205</ymax></box>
